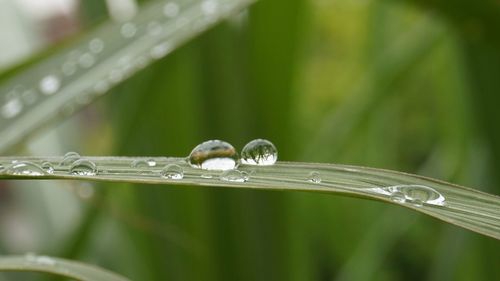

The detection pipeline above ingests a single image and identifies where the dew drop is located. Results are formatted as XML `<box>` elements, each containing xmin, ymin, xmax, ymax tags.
<box><xmin>188</xmin><ymin>140</ymin><xmax>239</xmax><ymax>171</ymax></box>
<box><xmin>1</xmin><ymin>97</ymin><xmax>23</xmax><ymax>119</ymax></box>
<box><xmin>41</xmin><ymin>162</ymin><xmax>54</xmax><ymax>174</ymax></box>
<box><xmin>60</xmin><ymin>152</ymin><xmax>81</xmax><ymax>166</ymax></box>
<box><xmin>61</xmin><ymin>61</ymin><xmax>77</xmax><ymax>76</ymax></box>
<box><xmin>121</xmin><ymin>22</ymin><xmax>137</xmax><ymax>38</ymax></box>
<box><xmin>241</xmin><ymin>139</ymin><xmax>278</xmax><ymax>166</ymax></box>
<box><xmin>6</xmin><ymin>162</ymin><xmax>45</xmax><ymax>176</ymax></box>
<box><xmin>78</xmin><ymin>53</ymin><xmax>95</xmax><ymax>68</ymax></box>
<box><xmin>150</xmin><ymin>42</ymin><xmax>171</xmax><ymax>59</ymax></box>
<box><xmin>387</xmin><ymin>185</ymin><xmax>445</xmax><ymax>206</ymax></box>
<box><xmin>131</xmin><ymin>159</ymin><xmax>149</xmax><ymax>168</ymax></box>
<box><xmin>201</xmin><ymin>173</ymin><xmax>213</xmax><ymax>179</ymax></box>
<box><xmin>69</xmin><ymin>159</ymin><xmax>98</xmax><ymax>176</ymax></box>
<box><xmin>146</xmin><ymin>159</ymin><xmax>156</xmax><ymax>167</ymax></box>
<box><xmin>21</xmin><ymin>90</ymin><xmax>38</xmax><ymax>105</ymax></box>
<box><xmin>307</xmin><ymin>171</ymin><xmax>321</xmax><ymax>183</ymax></box>
<box><xmin>163</xmin><ymin>2</ymin><xmax>179</xmax><ymax>18</ymax></box>
<box><xmin>39</xmin><ymin>75</ymin><xmax>61</xmax><ymax>95</ymax></box>
<box><xmin>161</xmin><ymin>164</ymin><xmax>184</xmax><ymax>180</ymax></box>
<box><xmin>201</xmin><ymin>0</ymin><xmax>218</xmax><ymax>15</ymax></box>
<box><xmin>147</xmin><ymin>21</ymin><xmax>163</xmax><ymax>36</ymax></box>
<box><xmin>220</xmin><ymin>170</ymin><xmax>248</xmax><ymax>182</ymax></box>
<box><xmin>93</xmin><ymin>80</ymin><xmax>110</xmax><ymax>95</ymax></box>
<box><xmin>31</xmin><ymin>255</ymin><xmax>56</xmax><ymax>266</ymax></box>
<box><xmin>89</xmin><ymin>38</ymin><xmax>104</xmax><ymax>53</ymax></box>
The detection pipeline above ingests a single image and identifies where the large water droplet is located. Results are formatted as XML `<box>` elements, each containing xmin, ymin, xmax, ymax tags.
<box><xmin>121</xmin><ymin>22</ymin><xmax>137</xmax><ymax>38</ymax></box>
<box><xmin>387</xmin><ymin>185</ymin><xmax>445</xmax><ymax>206</ymax></box>
<box><xmin>69</xmin><ymin>159</ymin><xmax>97</xmax><ymax>176</ymax></box>
<box><xmin>220</xmin><ymin>170</ymin><xmax>248</xmax><ymax>182</ymax></box>
<box><xmin>163</xmin><ymin>2</ymin><xmax>179</xmax><ymax>18</ymax></box>
<box><xmin>60</xmin><ymin>152</ymin><xmax>81</xmax><ymax>166</ymax></box>
<box><xmin>1</xmin><ymin>97</ymin><xmax>23</xmax><ymax>119</ymax></box>
<box><xmin>307</xmin><ymin>171</ymin><xmax>321</xmax><ymax>183</ymax></box>
<box><xmin>241</xmin><ymin>139</ymin><xmax>278</xmax><ymax>166</ymax></box>
<box><xmin>161</xmin><ymin>164</ymin><xmax>184</xmax><ymax>180</ymax></box>
<box><xmin>41</xmin><ymin>162</ymin><xmax>54</xmax><ymax>174</ymax></box>
<box><xmin>39</xmin><ymin>75</ymin><xmax>61</xmax><ymax>95</ymax></box>
<box><xmin>6</xmin><ymin>162</ymin><xmax>45</xmax><ymax>176</ymax></box>
<box><xmin>188</xmin><ymin>140</ymin><xmax>239</xmax><ymax>170</ymax></box>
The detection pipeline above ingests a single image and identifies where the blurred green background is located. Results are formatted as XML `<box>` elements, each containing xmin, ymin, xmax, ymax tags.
<box><xmin>0</xmin><ymin>0</ymin><xmax>499</xmax><ymax>280</ymax></box>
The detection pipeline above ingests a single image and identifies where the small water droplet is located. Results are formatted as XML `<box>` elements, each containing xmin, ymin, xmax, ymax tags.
<box><xmin>188</xmin><ymin>140</ymin><xmax>239</xmax><ymax>170</ymax></box>
<box><xmin>62</xmin><ymin>61</ymin><xmax>77</xmax><ymax>76</ymax></box>
<box><xmin>201</xmin><ymin>173</ymin><xmax>213</xmax><ymax>179</ymax></box>
<box><xmin>387</xmin><ymin>185</ymin><xmax>445</xmax><ymax>206</ymax></box>
<box><xmin>147</xmin><ymin>21</ymin><xmax>163</xmax><ymax>36</ymax></box>
<box><xmin>6</xmin><ymin>162</ymin><xmax>45</xmax><ymax>176</ymax></box>
<box><xmin>39</xmin><ymin>75</ymin><xmax>61</xmax><ymax>95</ymax></box>
<box><xmin>241</xmin><ymin>139</ymin><xmax>278</xmax><ymax>166</ymax></box>
<box><xmin>121</xmin><ymin>22</ymin><xmax>137</xmax><ymax>38</ymax></box>
<box><xmin>78</xmin><ymin>53</ymin><xmax>95</xmax><ymax>68</ymax></box>
<box><xmin>161</xmin><ymin>164</ymin><xmax>184</xmax><ymax>179</ymax></box>
<box><xmin>220</xmin><ymin>170</ymin><xmax>248</xmax><ymax>182</ymax></box>
<box><xmin>307</xmin><ymin>171</ymin><xmax>321</xmax><ymax>183</ymax></box>
<box><xmin>109</xmin><ymin>68</ymin><xmax>124</xmax><ymax>83</ymax></box>
<box><xmin>61</xmin><ymin>152</ymin><xmax>81</xmax><ymax>166</ymax></box>
<box><xmin>163</xmin><ymin>2</ymin><xmax>179</xmax><ymax>18</ymax></box>
<box><xmin>41</xmin><ymin>162</ymin><xmax>54</xmax><ymax>174</ymax></box>
<box><xmin>201</xmin><ymin>0</ymin><xmax>218</xmax><ymax>15</ymax></box>
<box><xmin>146</xmin><ymin>159</ymin><xmax>156</xmax><ymax>167</ymax></box>
<box><xmin>1</xmin><ymin>97</ymin><xmax>23</xmax><ymax>119</ymax></box>
<box><xmin>131</xmin><ymin>159</ymin><xmax>148</xmax><ymax>168</ymax></box>
<box><xmin>69</xmin><ymin>159</ymin><xmax>98</xmax><ymax>176</ymax></box>
<box><xmin>89</xmin><ymin>38</ymin><xmax>104</xmax><ymax>53</ymax></box>
<box><xmin>150</xmin><ymin>42</ymin><xmax>171</xmax><ymax>59</ymax></box>
<box><xmin>32</xmin><ymin>255</ymin><xmax>56</xmax><ymax>266</ymax></box>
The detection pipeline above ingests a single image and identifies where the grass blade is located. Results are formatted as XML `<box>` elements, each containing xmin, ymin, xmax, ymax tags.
<box><xmin>0</xmin><ymin>156</ymin><xmax>499</xmax><ymax>239</ymax></box>
<box><xmin>0</xmin><ymin>0</ymin><xmax>255</xmax><ymax>153</ymax></box>
<box><xmin>0</xmin><ymin>255</ymin><xmax>130</xmax><ymax>281</ymax></box>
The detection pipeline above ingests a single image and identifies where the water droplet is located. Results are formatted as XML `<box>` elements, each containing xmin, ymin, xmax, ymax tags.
<box><xmin>161</xmin><ymin>164</ymin><xmax>184</xmax><ymax>179</ymax></box>
<box><xmin>62</xmin><ymin>61</ymin><xmax>77</xmax><ymax>76</ymax></box>
<box><xmin>27</xmin><ymin>255</ymin><xmax>56</xmax><ymax>266</ymax></box>
<box><xmin>188</xmin><ymin>140</ymin><xmax>239</xmax><ymax>170</ymax></box>
<box><xmin>69</xmin><ymin>159</ymin><xmax>98</xmax><ymax>176</ymax></box>
<box><xmin>201</xmin><ymin>173</ymin><xmax>213</xmax><ymax>179</ymax></box>
<box><xmin>78</xmin><ymin>53</ymin><xmax>95</xmax><ymax>68</ymax></box>
<box><xmin>150</xmin><ymin>42</ymin><xmax>172</xmax><ymax>59</ymax></box>
<box><xmin>60</xmin><ymin>152</ymin><xmax>81</xmax><ymax>166</ymax></box>
<box><xmin>21</xmin><ymin>90</ymin><xmax>38</xmax><ymax>105</ymax></box>
<box><xmin>121</xmin><ymin>22</ymin><xmax>137</xmax><ymax>38</ymax></box>
<box><xmin>109</xmin><ymin>68</ymin><xmax>124</xmax><ymax>83</ymax></box>
<box><xmin>146</xmin><ymin>159</ymin><xmax>156</xmax><ymax>167</ymax></box>
<box><xmin>220</xmin><ymin>170</ymin><xmax>248</xmax><ymax>182</ymax></box>
<box><xmin>387</xmin><ymin>185</ymin><xmax>445</xmax><ymax>206</ymax></box>
<box><xmin>307</xmin><ymin>171</ymin><xmax>321</xmax><ymax>183</ymax></box>
<box><xmin>201</xmin><ymin>0</ymin><xmax>218</xmax><ymax>15</ymax></box>
<box><xmin>1</xmin><ymin>97</ymin><xmax>23</xmax><ymax>119</ymax></box>
<box><xmin>93</xmin><ymin>80</ymin><xmax>110</xmax><ymax>95</ymax></box>
<box><xmin>89</xmin><ymin>38</ymin><xmax>104</xmax><ymax>53</ymax></box>
<box><xmin>241</xmin><ymin>139</ymin><xmax>278</xmax><ymax>166</ymax></box>
<box><xmin>39</xmin><ymin>75</ymin><xmax>61</xmax><ymax>95</ymax></box>
<box><xmin>147</xmin><ymin>21</ymin><xmax>163</xmax><ymax>36</ymax></box>
<box><xmin>6</xmin><ymin>162</ymin><xmax>45</xmax><ymax>176</ymax></box>
<box><xmin>163</xmin><ymin>2</ymin><xmax>179</xmax><ymax>18</ymax></box>
<box><xmin>131</xmin><ymin>159</ymin><xmax>149</xmax><ymax>168</ymax></box>
<box><xmin>41</xmin><ymin>162</ymin><xmax>54</xmax><ymax>174</ymax></box>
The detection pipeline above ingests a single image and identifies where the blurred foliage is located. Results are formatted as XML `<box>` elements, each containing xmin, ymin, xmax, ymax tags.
<box><xmin>1</xmin><ymin>0</ymin><xmax>499</xmax><ymax>280</ymax></box>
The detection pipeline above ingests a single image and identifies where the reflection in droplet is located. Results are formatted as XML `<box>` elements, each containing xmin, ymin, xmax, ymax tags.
<box><xmin>387</xmin><ymin>185</ymin><xmax>445</xmax><ymax>206</ymax></box>
<box><xmin>6</xmin><ymin>162</ymin><xmax>45</xmax><ymax>176</ymax></box>
<box><xmin>241</xmin><ymin>139</ymin><xmax>277</xmax><ymax>166</ymax></box>
<box><xmin>1</xmin><ymin>98</ymin><xmax>23</xmax><ymax>119</ymax></box>
<box><xmin>69</xmin><ymin>159</ymin><xmax>98</xmax><ymax>176</ymax></box>
<box><xmin>121</xmin><ymin>22</ymin><xmax>137</xmax><ymax>38</ymax></box>
<box><xmin>163</xmin><ymin>2</ymin><xmax>179</xmax><ymax>18</ymax></box>
<box><xmin>146</xmin><ymin>159</ymin><xmax>156</xmax><ymax>167</ymax></box>
<box><xmin>61</xmin><ymin>152</ymin><xmax>81</xmax><ymax>166</ymax></box>
<box><xmin>41</xmin><ymin>162</ymin><xmax>54</xmax><ymax>174</ymax></box>
<box><xmin>188</xmin><ymin>140</ymin><xmax>239</xmax><ymax>170</ymax></box>
<box><xmin>307</xmin><ymin>171</ymin><xmax>321</xmax><ymax>183</ymax></box>
<box><xmin>161</xmin><ymin>164</ymin><xmax>184</xmax><ymax>179</ymax></box>
<box><xmin>89</xmin><ymin>38</ymin><xmax>104</xmax><ymax>53</ymax></box>
<box><xmin>39</xmin><ymin>75</ymin><xmax>61</xmax><ymax>95</ymax></box>
<box><xmin>220</xmin><ymin>170</ymin><xmax>248</xmax><ymax>182</ymax></box>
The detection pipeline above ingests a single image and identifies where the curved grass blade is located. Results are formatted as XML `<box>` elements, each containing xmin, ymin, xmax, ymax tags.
<box><xmin>0</xmin><ymin>156</ymin><xmax>499</xmax><ymax>239</ymax></box>
<box><xmin>0</xmin><ymin>0</ymin><xmax>255</xmax><ymax>153</ymax></box>
<box><xmin>0</xmin><ymin>255</ymin><xmax>131</xmax><ymax>281</ymax></box>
